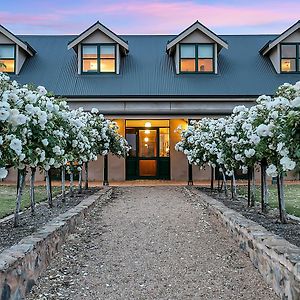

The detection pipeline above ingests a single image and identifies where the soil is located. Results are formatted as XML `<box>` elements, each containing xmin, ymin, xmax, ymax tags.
<box><xmin>197</xmin><ymin>187</ymin><xmax>300</xmax><ymax>248</ymax></box>
<box><xmin>0</xmin><ymin>188</ymin><xmax>100</xmax><ymax>253</ymax></box>
<box><xmin>28</xmin><ymin>187</ymin><xmax>277</xmax><ymax>300</ymax></box>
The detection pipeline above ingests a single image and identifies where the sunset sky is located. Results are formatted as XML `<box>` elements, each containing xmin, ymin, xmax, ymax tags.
<box><xmin>2</xmin><ymin>0</ymin><xmax>300</xmax><ymax>35</ymax></box>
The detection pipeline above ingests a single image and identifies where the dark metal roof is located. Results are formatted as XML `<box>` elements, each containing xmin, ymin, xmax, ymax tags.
<box><xmin>11</xmin><ymin>33</ymin><xmax>300</xmax><ymax>97</ymax></box>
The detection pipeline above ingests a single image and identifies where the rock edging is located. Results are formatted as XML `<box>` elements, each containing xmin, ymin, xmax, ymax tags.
<box><xmin>0</xmin><ymin>188</ymin><xmax>112</xmax><ymax>300</ymax></box>
<box><xmin>186</xmin><ymin>187</ymin><xmax>300</xmax><ymax>300</ymax></box>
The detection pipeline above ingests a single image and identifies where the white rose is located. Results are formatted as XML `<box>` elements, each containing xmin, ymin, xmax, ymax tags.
<box><xmin>256</xmin><ymin>124</ymin><xmax>271</xmax><ymax>137</ymax></box>
<box><xmin>0</xmin><ymin>167</ymin><xmax>8</xmax><ymax>179</ymax></box>
<box><xmin>37</xmin><ymin>86</ymin><xmax>47</xmax><ymax>96</ymax></box>
<box><xmin>244</xmin><ymin>149</ymin><xmax>255</xmax><ymax>158</ymax></box>
<box><xmin>91</xmin><ymin>108</ymin><xmax>99</xmax><ymax>114</ymax></box>
<box><xmin>9</xmin><ymin>138</ymin><xmax>22</xmax><ymax>155</ymax></box>
<box><xmin>266</xmin><ymin>164</ymin><xmax>278</xmax><ymax>177</ymax></box>
<box><xmin>42</xmin><ymin>139</ymin><xmax>49</xmax><ymax>146</ymax></box>
<box><xmin>291</xmin><ymin>97</ymin><xmax>300</xmax><ymax>108</ymax></box>
<box><xmin>280</xmin><ymin>157</ymin><xmax>296</xmax><ymax>171</ymax></box>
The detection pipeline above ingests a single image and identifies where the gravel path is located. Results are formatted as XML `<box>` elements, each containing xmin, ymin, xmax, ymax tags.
<box><xmin>29</xmin><ymin>186</ymin><xmax>277</xmax><ymax>299</ymax></box>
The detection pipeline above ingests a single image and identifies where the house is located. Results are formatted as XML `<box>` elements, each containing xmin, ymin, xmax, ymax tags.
<box><xmin>1</xmin><ymin>20</ymin><xmax>300</xmax><ymax>182</ymax></box>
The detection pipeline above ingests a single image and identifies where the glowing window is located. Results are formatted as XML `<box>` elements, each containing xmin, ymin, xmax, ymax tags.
<box><xmin>82</xmin><ymin>44</ymin><xmax>116</xmax><ymax>73</ymax></box>
<box><xmin>0</xmin><ymin>45</ymin><xmax>15</xmax><ymax>73</ymax></box>
<box><xmin>180</xmin><ymin>44</ymin><xmax>214</xmax><ymax>73</ymax></box>
<box><xmin>280</xmin><ymin>44</ymin><xmax>299</xmax><ymax>73</ymax></box>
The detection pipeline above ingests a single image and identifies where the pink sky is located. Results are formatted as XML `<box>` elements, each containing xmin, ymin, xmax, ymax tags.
<box><xmin>1</xmin><ymin>0</ymin><xmax>300</xmax><ymax>35</ymax></box>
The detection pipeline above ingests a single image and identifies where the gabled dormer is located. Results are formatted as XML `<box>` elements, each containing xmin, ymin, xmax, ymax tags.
<box><xmin>166</xmin><ymin>21</ymin><xmax>228</xmax><ymax>74</ymax></box>
<box><xmin>260</xmin><ymin>20</ymin><xmax>300</xmax><ymax>74</ymax></box>
<box><xmin>68</xmin><ymin>21</ymin><xmax>129</xmax><ymax>75</ymax></box>
<box><xmin>0</xmin><ymin>25</ymin><xmax>35</xmax><ymax>74</ymax></box>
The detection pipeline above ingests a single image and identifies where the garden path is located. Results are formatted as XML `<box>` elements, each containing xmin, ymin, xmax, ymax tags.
<box><xmin>29</xmin><ymin>186</ymin><xmax>277</xmax><ymax>299</ymax></box>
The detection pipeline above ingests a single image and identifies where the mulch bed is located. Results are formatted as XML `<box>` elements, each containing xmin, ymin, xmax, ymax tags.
<box><xmin>0</xmin><ymin>187</ymin><xmax>100</xmax><ymax>253</ymax></box>
<box><xmin>196</xmin><ymin>187</ymin><xmax>300</xmax><ymax>248</ymax></box>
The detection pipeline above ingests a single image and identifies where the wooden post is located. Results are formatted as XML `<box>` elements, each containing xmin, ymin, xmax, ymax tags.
<box><xmin>188</xmin><ymin>162</ymin><xmax>193</xmax><ymax>186</ymax></box>
<box><xmin>277</xmin><ymin>173</ymin><xmax>288</xmax><ymax>224</ymax></box>
<box><xmin>103</xmin><ymin>155</ymin><xmax>109</xmax><ymax>186</ymax></box>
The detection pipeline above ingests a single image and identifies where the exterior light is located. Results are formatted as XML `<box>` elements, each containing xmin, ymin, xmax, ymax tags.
<box><xmin>145</xmin><ymin>129</ymin><xmax>150</xmax><ymax>134</ymax></box>
<box><xmin>144</xmin><ymin>137</ymin><xmax>149</xmax><ymax>142</ymax></box>
<box><xmin>145</xmin><ymin>122</ymin><xmax>151</xmax><ymax>128</ymax></box>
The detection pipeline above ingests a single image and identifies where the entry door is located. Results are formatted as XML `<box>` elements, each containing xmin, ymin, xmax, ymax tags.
<box><xmin>125</xmin><ymin>127</ymin><xmax>170</xmax><ymax>180</ymax></box>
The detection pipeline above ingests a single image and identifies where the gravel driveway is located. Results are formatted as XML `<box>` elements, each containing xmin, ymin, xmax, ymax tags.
<box><xmin>29</xmin><ymin>186</ymin><xmax>277</xmax><ymax>299</ymax></box>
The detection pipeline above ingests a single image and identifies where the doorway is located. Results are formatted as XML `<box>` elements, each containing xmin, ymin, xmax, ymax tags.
<box><xmin>125</xmin><ymin>120</ymin><xmax>170</xmax><ymax>180</ymax></box>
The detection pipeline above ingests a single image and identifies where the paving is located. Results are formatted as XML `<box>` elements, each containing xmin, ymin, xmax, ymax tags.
<box><xmin>28</xmin><ymin>186</ymin><xmax>278</xmax><ymax>299</ymax></box>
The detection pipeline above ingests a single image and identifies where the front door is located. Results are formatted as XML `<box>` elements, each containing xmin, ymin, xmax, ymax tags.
<box><xmin>126</xmin><ymin>125</ymin><xmax>170</xmax><ymax>180</ymax></box>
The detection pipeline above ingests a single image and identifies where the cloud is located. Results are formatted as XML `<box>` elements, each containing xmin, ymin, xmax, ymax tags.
<box><xmin>1</xmin><ymin>0</ymin><xmax>300</xmax><ymax>34</ymax></box>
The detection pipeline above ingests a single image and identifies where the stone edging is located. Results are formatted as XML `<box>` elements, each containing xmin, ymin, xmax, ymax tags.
<box><xmin>185</xmin><ymin>187</ymin><xmax>300</xmax><ymax>300</ymax></box>
<box><xmin>0</xmin><ymin>188</ymin><xmax>112</xmax><ymax>300</ymax></box>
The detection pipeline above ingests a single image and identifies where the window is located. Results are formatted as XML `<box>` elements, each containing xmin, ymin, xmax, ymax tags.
<box><xmin>0</xmin><ymin>45</ymin><xmax>15</xmax><ymax>73</ymax></box>
<box><xmin>82</xmin><ymin>44</ymin><xmax>116</xmax><ymax>73</ymax></box>
<box><xmin>280</xmin><ymin>43</ymin><xmax>299</xmax><ymax>73</ymax></box>
<box><xmin>180</xmin><ymin>44</ymin><xmax>214</xmax><ymax>73</ymax></box>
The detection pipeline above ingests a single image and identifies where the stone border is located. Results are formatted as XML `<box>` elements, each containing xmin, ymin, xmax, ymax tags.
<box><xmin>186</xmin><ymin>187</ymin><xmax>300</xmax><ymax>300</ymax></box>
<box><xmin>0</xmin><ymin>188</ymin><xmax>112</xmax><ymax>300</ymax></box>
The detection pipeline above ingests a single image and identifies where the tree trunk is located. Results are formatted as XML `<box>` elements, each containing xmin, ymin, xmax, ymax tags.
<box><xmin>210</xmin><ymin>166</ymin><xmax>214</xmax><ymax>192</ymax></box>
<box><xmin>14</xmin><ymin>169</ymin><xmax>26</xmax><ymax>227</ymax></box>
<box><xmin>78</xmin><ymin>169</ymin><xmax>82</xmax><ymax>194</ymax></box>
<box><xmin>84</xmin><ymin>162</ymin><xmax>89</xmax><ymax>190</ymax></box>
<box><xmin>277</xmin><ymin>173</ymin><xmax>288</xmax><ymax>224</ymax></box>
<box><xmin>261</xmin><ymin>159</ymin><xmax>268</xmax><ymax>213</ymax></box>
<box><xmin>231</xmin><ymin>172</ymin><xmax>237</xmax><ymax>200</ymax></box>
<box><xmin>221</xmin><ymin>169</ymin><xmax>228</xmax><ymax>197</ymax></box>
<box><xmin>251</xmin><ymin>167</ymin><xmax>256</xmax><ymax>207</ymax></box>
<box><xmin>247</xmin><ymin>167</ymin><xmax>252</xmax><ymax>206</ymax></box>
<box><xmin>70</xmin><ymin>171</ymin><xmax>74</xmax><ymax>197</ymax></box>
<box><xmin>45</xmin><ymin>169</ymin><xmax>53</xmax><ymax>208</ymax></box>
<box><xmin>30</xmin><ymin>167</ymin><xmax>36</xmax><ymax>215</ymax></box>
<box><xmin>61</xmin><ymin>166</ymin><xmax>66</xmax><ymax>202</ymax></box>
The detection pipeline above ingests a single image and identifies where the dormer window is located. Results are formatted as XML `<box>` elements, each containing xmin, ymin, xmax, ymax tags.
<box><xmin>180</xmin><ymin>44</ymin><xmax>214</xmax><ymax>73</ymax></box>
<box><xmin>280</xmin><ymin>43</ymin><xmax>299</xmax><ymax>73</ymax></box>
<box><xmin>82</xmin><ymin>44</ymin><xmax>116</xmax><ymax>73</ymax></box>
<box><xmin>0</xmin><ymin>45</ymin><xmax>15</xmax><ymax>73</ymax></box>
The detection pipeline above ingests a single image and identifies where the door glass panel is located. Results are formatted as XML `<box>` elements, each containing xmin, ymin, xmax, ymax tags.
<box><xmin>159</xmin><ymin>128</ymin><xmax>170</xmax><ymax>157</ymax></box>
<box><xmin>125</xmin><ymin>128</ymin><xmax>137</xmax><ymax>157</ymax></box>
<box><xmin>139</xmin><ymin>130</ymin><xmax>157</xmax><ymax>157</ymax></box>
<box><xmin>139</xmin><ymin>160</ymin><xmax>157</xmax><ymax>176</ymax></box>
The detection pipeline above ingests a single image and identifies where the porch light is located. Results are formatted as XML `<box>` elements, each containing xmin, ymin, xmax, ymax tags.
<box><xmin>144</xmin><ymin>137</ymin><xmax>149</xmax><ymax>142</ymax></box>
<box><xmin>145</xmin><ymin>129</ymin><xmax>150</xmax><ymax>134</ymax></box>
<box><xmin>145</xmin><ymin>122</ymin><xmax>151</xmax><ymax>128</ymax></box>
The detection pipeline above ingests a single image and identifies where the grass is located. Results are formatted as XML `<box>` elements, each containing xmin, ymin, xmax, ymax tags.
<box><xmin>237</xmin><ymin>184</ymin><xmax>300</xmax><ymax>218</ymax></box>
<box><xmin>0</xmin><ymin>185</ymin><xmax>62</xmax><ymax>219</ymax></box>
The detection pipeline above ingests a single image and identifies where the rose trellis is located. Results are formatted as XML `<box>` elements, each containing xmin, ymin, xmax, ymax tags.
<box><xmin>0</xmin><ymin>73</ymin><xmax>130</xmax><ymax>227</ymax></box>
<box><xmin>176</xmin><ymin>81</ymin><xmax>300</xmax><ymax>223</ymax></box>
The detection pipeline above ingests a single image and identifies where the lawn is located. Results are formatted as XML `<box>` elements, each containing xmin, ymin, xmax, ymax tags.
<box><xmin>237</xmin><ymin>184</ymin><xmax>300</xmax><ymax>218</ymax></box>
<box><xmin>0</xmin><ymin>185</ymin><xmax>62</xmax><ymax>219</ymax></box>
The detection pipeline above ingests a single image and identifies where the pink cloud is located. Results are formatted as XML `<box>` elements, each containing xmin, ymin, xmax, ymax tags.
<box><xmin>1</xmin><ymin>0</ymin><xmax>299</xmax><ymax>34</ymax></box>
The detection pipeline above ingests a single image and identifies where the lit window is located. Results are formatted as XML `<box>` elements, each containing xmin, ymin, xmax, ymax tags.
<box><xmin>0</xmin><ymin>45</ymin><xmax>15</xmax><ymax>73</ymax></box>
<box><xmin>180</xmin><ymin>44</ymin><xmax>214</xmax><ymax>73</ymax></box>
<box><xmin>280</xmin><ymin>44</ymin><xmax>299</xmax><ymax>73</ymax></box>
<box><xmin>82</xmin><ymin>44</ymin><xmax>116</xmax><ymax>73</ymax></box>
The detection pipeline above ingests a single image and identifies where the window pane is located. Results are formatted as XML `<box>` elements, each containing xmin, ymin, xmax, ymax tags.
<box><xmin>181</xmin><ymin>59</ymin><xmax>196</xmax><ymax>72</ymax></box>
<box><xmin>281</xmin><ymin>58</ymin><xmax>296</xmax><ymax>72</ymax></box>
<box><xmin>82</xmin><ymin>45</ymin><xmax>97</xmax><ymax>59</ymax></box>
<box><xmin>139</xmin><ymin>130</ymin><xmax>157</xmax><ymax>157</ymax></box>
<box><xmin>82</xmin><ymin>59</ymin><xmax>98</xmax><ymax>72</ymax></box>
<box><xmin>100</xmin><ymin>59</ymin><xmax>115</xmax><ymax>72</ymax></box>
<box><xmin>281</xmin><ymin>44</ymin><xmax>296</xmax><ymax>58</ymax></box>
<box><xmin>100</xmin><ymin>45</ymin><xmax>115</xmax><ymax>58</ymax></box>
<box><xmin>0</xmin><ymin>59</ymin><xmax>15</xmax><ymax>72</ymax></box>
<box><xmin>180</xmin><ymin>45</ymin><xmax>195</xmax><ymax>58</ymax></box>
<box><xmin>125</xmin><ymin>128</ymin><xmax>137</xmax><ymax>157</ymax></box>
<box><xmin>159</xmin><ymin>128</ymin><xmax>170</xmax><ymax>157</ymax></box>
<box><xmin>198</xmin><ymin>58</ymin><xmax>213</xmax><ymax>72</ymax></box>
<box><xmin>198</xmin><ymin>45</ymin><xmax>213</xmax><ymax>58</ymax></box>
<box><xmin>0</xmin><ymin>45</ymin><xmax>14</xmax><ymax>58</ymax></box>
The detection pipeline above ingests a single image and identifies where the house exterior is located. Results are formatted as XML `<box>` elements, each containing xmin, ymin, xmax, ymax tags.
<box><xmin>1</xmin><ymin>20</ymin><xmax>300</xmax><ymax>182</ymax></box>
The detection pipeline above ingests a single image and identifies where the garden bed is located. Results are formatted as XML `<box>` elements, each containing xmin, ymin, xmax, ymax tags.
<box><xmin>197</xmin><ymin>187</ymin><xmax>300</xmax><ymax>248</ymax></box>
<box><xmin>0</xmin><ymin>188</ymin><xmax>100</xmax><ymax>253</ymax></box>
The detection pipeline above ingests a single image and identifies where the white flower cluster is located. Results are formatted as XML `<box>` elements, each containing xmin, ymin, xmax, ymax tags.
<box><xmin>176</xmin><ymin>81</ymin><xmax>300</xmax><ymax>177</ymax></box>
<box><xmin>0</xmin><ymin>73</ymin><xmax>130</xmax><ymax>178</ymax></box>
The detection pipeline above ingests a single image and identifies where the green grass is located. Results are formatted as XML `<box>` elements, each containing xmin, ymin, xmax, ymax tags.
<box><xmin>0</xmin><ymin>185</ymin><xmax>62</xmax><ymax>219</ymax></box>
<box><xmin>237</xmin><ymin>184</ymin><xmax>300</xmax><ymax>218</ymax></box>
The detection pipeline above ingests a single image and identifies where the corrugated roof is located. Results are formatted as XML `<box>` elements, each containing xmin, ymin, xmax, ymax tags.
<box><xmin>10</xmin><ymin>34</ymin><xmax>300</xmax><ymax>97</ymax></box>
